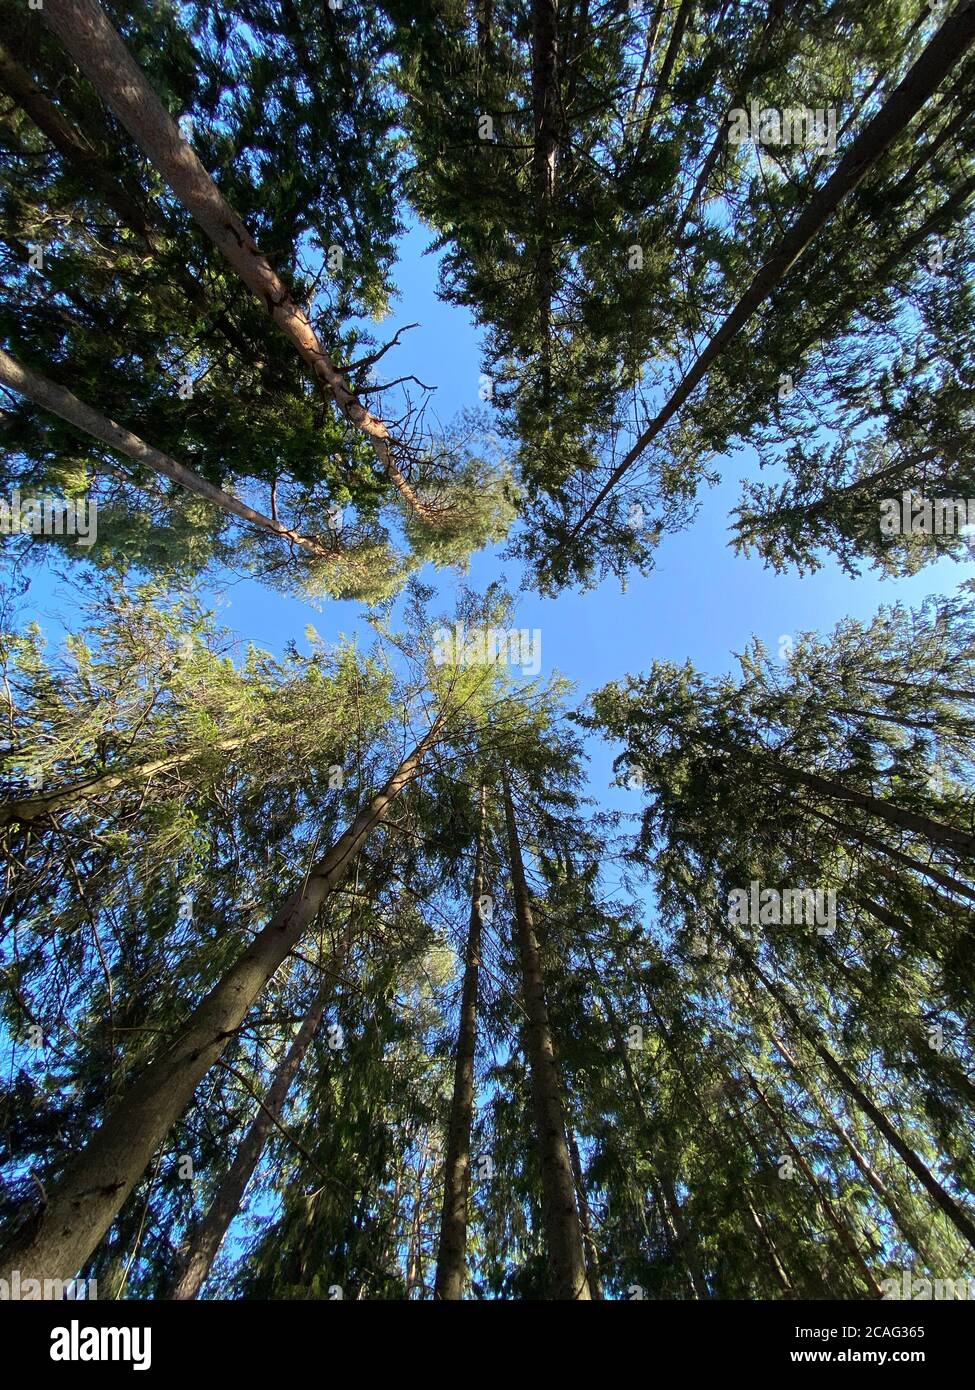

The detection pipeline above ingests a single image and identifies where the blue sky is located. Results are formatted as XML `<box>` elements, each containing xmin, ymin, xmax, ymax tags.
<box><xmin>15</xmin><ymin>215</ymin><xmax>967</xmax><ymax>813</ymax></box>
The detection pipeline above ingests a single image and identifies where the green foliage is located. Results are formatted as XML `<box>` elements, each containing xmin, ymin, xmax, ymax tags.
<box><xmin>2</xmin><ymin>0</ymin><xmax>975</xmax><ymax>1305</ymax></box>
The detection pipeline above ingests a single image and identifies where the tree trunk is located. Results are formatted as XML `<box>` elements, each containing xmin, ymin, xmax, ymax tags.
<box><xmin>0</xmin><ymin>734</ymin><xmax>260</xmax><ymax>829</ymax></box>
<box><xmin>531</xmin><ymin>0</ymin><xmax>559</xmax><ymax>401</ymax></box>
<box><xmin>405</xmin><ymin>1136</ymin><xmax>430</xmax><ymax>1298</ymax></box>
<box><xmin>637</xmin><ymin>0</ymin><xmax>693</xmax><ymax>139</ymax></box>
<box><xmin>568</xmin><ymin>2</ymin><xmax>975</xmax><ymax>538</ymax></box>
<box><xmin>433</xmin><ymin>786</ymin><xmax>486</xmax><ymax>1301</ymax></box>
<box><xmin>806</xmin><ymin>806</ymin><xmax>975</xmax><ymax>906</ymax></box>
<box><xmin>771</xmin><ymin>1032</ymin><xmax>945</xmax><ymax>1273</ymax></box>
<box><xmin>588</xmin><ymin>948</ymin><xmax>707</xmax><ymax>1297</ymax></box>
<box><xmin>502</xmin><ymin>768</ymin><xmax>590</xmax><ymax>1299</ymax></box>
<box><xmin>0</xmin><ymin>40</ymin><xmax>280</xmax><ymax>357</ymax></box>
<box><xmin>168</xmin><ymin>974</ymin><xmax>337</xmax><ymax>1299</ymax></box>
<box><xmin>0</xmin><ymin>348</ymin><xmax>339</xmax><ymax>561</ymax></box>
<box><xmin>627</xmin><ymin>0</ymin><xmax>666</xmax><ymax>130</ymax></box>
<box><xmin>531</xmin><ymin>0</ymin><xmax>559</xmax><ymax>222</ymax></box>
<box><xmin>740</xmin><ymin>1066</ymin><xmax>885</xmax><ymax>1298</ymax></box>
<box><xmin>856</xmin><ymin>893</ymin><xmax>975</xmax><ymax>998</ymax></box>
<box><xmin>675</xmin><ymin>0</ymin><xmax>788</xmax><ymax>240</ymax></box>
<box><xmin>0</xmin><ymin>38</ymin><xmax>157</xmax><ymax>245</ymax></box>
<box><xmin>0</xmin><ymin>722</ymin><xmax>444</xmax><ymax>1284</ymax></box>
<box><xmin>772</xmin><ymin>761</ymin><xmax>975</xmax><ymax>857</ymax></box>
<box><xmin>804</xmin><ymin>168</ymin><xmax>975</xmax><ymax>351</ymax></box>
<box><xmin>744</xmin><ymin>1197</ymin><xmax>795</xmax><ymax>1297</ymax></box>
<box><xmin>567</xmin><ymin>1128</ymin><xmax>603</xmax><ymax>1299</ymax></box>
<box><xmin>825</xmin><ymin>704</ymin><xmax>956</xmax><ymax>738</ymax></box>
<box><xmin>735</xmin><ymin>941</ymin><xmax>975</xmax><ymax>1252</ymax></box>
<box><xmin>41</xmin><ymin>0</ymin><xmax>442</xmax><ymax>525</ymax></box>
<box><xmin>633</xmin><ymin>987</ymin><xmax>719</xmax><ymax>1298</ymax></box>
<box><xmin>864</xmin><ymin>676</ymin><xmax>975</xmax><ymax>704</ymax></box>
<box><xmin>476</xmin><ymin>0</ymin><xmax>494</xmax><ymax>58</ymax></box>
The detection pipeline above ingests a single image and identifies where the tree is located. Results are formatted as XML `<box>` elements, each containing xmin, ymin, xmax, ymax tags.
<box><xmin>434</xmin><ymin>785</ymin><xmax>487</xmax><ymax>1300</ymax></box>
<box><xmin>585</xmin><ymin>590</ymin><xmax>975</xmax><ymax>1276</ymax></box>
<box><xmin>501</xmin><ymin>766</ymin><xmax>591</xmax><ymax>1299</ymax></box>
<box><xmin>546</xmin><ymin>2</ymin><xmax>975</xmax><ymax>588</ymax></box>
<box><xmin>40</xmin><ymin>0</ymin><xmax>509</xmax><ymax>542</ymax></box>
<box><xmin>167</xmin><ymin>966</ymin><xmax>340</xmax><ymax>1300</ymax></box>
<box><xmin>1</xmin><ymin>0</ymin><xmax>510</xmax><ymax>597</ymax></box>
<box><xmin>0</xmin><ymin>346</ymin><xmax>359</xmax><ymax>567</ymax></box>
<box><xmin>5</xmin><ymin>0</ymin><xmax>975</xmax><ymax>1306</ymax></box>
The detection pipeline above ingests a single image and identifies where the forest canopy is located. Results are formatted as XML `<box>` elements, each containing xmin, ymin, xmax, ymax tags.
<box><xmin>1</xmin><ymin>0</ymin><xmax>974</xmax><ymax>1308</ymax></box>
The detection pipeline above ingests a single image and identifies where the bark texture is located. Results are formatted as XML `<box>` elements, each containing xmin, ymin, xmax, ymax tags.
<box><xmin>434</xmin><ymin>787</ymin><xmax>487</xmax><ymax>1300</ymax></box>
<box><xmin>0</xmin><ymin>348</ymin><xmax>338</xmax><ymax>560</ymax></box>
<box><xmin>0</xmin><ymin>723</ymin><xmax>443</xmax><ymax>1283</ymax></box>
<box><xmin>502</xmin><ymin>768</ymin><xmax>591</xmax><ymax>1299</ymax></box>
<box><xmin>41</xmin><ymin>0</ymin><xmax>441</xmax><ymax>523</ymax></box>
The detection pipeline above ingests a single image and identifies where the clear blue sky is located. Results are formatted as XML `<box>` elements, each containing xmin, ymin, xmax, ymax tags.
<box><xmin>17</xmin><ymin>216</ymin><xmax>966</xmax><ymax>813</ymax></box>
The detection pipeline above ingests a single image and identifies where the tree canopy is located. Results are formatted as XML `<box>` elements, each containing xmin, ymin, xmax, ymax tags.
<box><xmin>1</xmin><ymin>0</ymin><xmax>974</xmax><ymax>1309</ymax></box>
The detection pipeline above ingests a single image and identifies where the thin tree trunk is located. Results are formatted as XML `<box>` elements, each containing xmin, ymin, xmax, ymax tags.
<box><xmin>640</xmin><ymin>1171</ymin><xmax>694</xmax><ymax>1296</ymax></box>
<box><xmin>739</xmin><ymin>1066</ymin><xmax>885</xmax><ymax>1298</ymax></box>
<box><xmin>814</xmin><ymin>934</ymin><xmax>975</xmax><ymax>1112</ymax></box>
<box><xmin>588</xmin><ymin>947</ymin><xmax>707</xmax><ymax>1297</ymax></box>
<box><xmin>0</xmin><ymin>348</ymin><xmax>339</xmax><ymax>561</ymax></box>
<box><xmin>716</xmin><ymin>1091</ymin><xmax>798</xmax><ymax>1296</ymax></box>
<box><xmin>405</xmin><ymin>1137</ymin><xmax>430</xmax><ymax>1298</ymax></box>
<box><xmin>644</xmin><ymin>987</ymin><xmax>776</xmax><ymax>1299</ymax></box>
<box><xmin>675</xmin><ymin>5</ymin><xmax>796</xmax><ymax>240</ymax></box>
<box><xmin>380</xmin><ymin>1166</ymin><xmax>405</xmax><ymax>1283</ymax></box>
<box><xmin>626</xmin><ymin>0</ymin><xmax>666</xmax><ymax>130</ymax></box>
<box><xmin>0</xmin><ymin>721</ymin><xmax>444</xmax><ymax>1284</ymax></box>
<box><xmin>502</xmin><ymin>768</ymin><xmax>590</xmax><ymax>1299</ymax></box>
<box><xmin>825</xmin><ymin>704</ymin><xmax>958</xmax><ymax>738</ymax></box>
<box><xmin>771</xmin><ymin>1033</ymin><xmax>945</xmax><ymax>1273</ymax></box>
<box><xmin>642</xmin><ymin>985</ymin><xmax>799</xmax><ymax>1297</ymax></box>
<box><xmin>743</xmin><ymin>1197</ymin><xmax>795</xmax><ymax>1297</ymax></box>
<box><xmin>168</xmin><ymin>973</ymin><xmax>337</xmax><ymax>1299</ymax></box>
<box><xmin>637</xmin><ymin>0</ymin><xmax>693</xmax><ymax>140</ymax></box>
<box><xmin>802</xmin><ymin>169</ymin><xmax>975</xmax><ymax>352</ymax></box>
<box><xmin>0</xmin><ymin>38</ymin><xmax>157</xmax><ymax>245</ymax></box>
<box><xmin>864</xmin><ymin>676</ymin><xmax>975</xmax><ymax>704</ymax></box>
<box><xmin>856</xmin><ymin>890</ymin><xmax>972</xmax><ymax>967</ymax></box>
<box><xmin>734</xmin><ymin>941</ymin><xmax>975</xmax><ymax>1251</ymax></box>
<box><xmin>568</xmin><ymin>3</ymin><xmax>975</xmax><ymax>539</ymax></box>
<box><xmin>769</xmin><ymin>757</ymin><xmax>975</xmax><ymax>857</ymax></box>
<box><xmin>567</xmin><ymin>1128</ymin><xmax>603</xmax><ymax>1298</ymax></box>
<box><xmin>434</xmin><ymin>786</ymin><xmax>486</xmax><ymax>1301</ymax></box>
<box><xmin>41</xmin><ymin>0</ymin><xmax>442</xmax><ymax>524</ymax></box>
<box><xmin>531</xmin><ymin>0</ymin><xmax>559</xmax><ymax>402</ymax></box>
<box><xmin>807</xmin><ymin>807</ymin><xmax>975</xmax><ymax>906</ymax></box>
<box><xmin>743</xmin><ymin>389</ymin><xmax>974</xmax><ymax>525</ymax></box>
<box><xmin>0</xmin><ymin>734</ymin><xmax>260</xmax><ymax>829</ymax></box>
